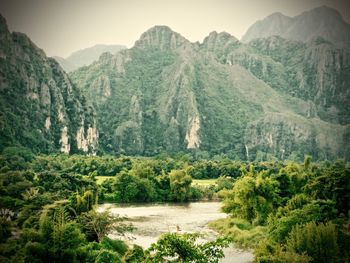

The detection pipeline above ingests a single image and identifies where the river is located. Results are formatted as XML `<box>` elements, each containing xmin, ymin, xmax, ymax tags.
<box><xmin>98</xmin><ymin>201</ymin><xmax>254</xmax><ymax>263</ymax></box>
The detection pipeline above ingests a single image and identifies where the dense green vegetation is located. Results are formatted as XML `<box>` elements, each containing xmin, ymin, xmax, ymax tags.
<box><xmin>0</xmin><ymin>147</ymin><xmax>349</xmax><ymax>262</ymax></box>
<box><xmin>0</xmin><ymin>147</ymin><xmax>236</xmax><ymax>262</ymax></box>
<box><xmin>210</xmin><ymin>156</ymin><xmax>350</xmax><ymax>262</ymax></box>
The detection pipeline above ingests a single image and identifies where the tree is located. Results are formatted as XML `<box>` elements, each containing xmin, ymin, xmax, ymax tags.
<box><xmin>0</xmin><ymin>209</ymin><xmax>14</xmax><ymax>242</ymax></box>
<box><xmin>95</xmin><ymin>249</ymin><xmax>122</xmax><ymax>263</ymax></box>
<box><xmin>222</xmin><ymin>173</ymin><xmax>279</xmax><ymax>224</ymax></box>
<box><xmin>216</xmin><ymin>176</ymin><xmax>234</xmax><ymax>191</ymax></box>
<box><xmin>114</xmin><ymin>171</ymin><xmax>140</xmax><ymax>202</ymax></box>
<box><xmin>22</xmin><ymin>187</ymin><xmax>39</xmax><ymax>201</ymax></box>
<box><xmin>305</xmin><ymin>161</ymin><xmax>350</xmax><ymax>215</ymax></box>
<box><xmin>125</xmin><ymin>245</ymin><xmax>145</xmax><ymax>263</ymax></box>
<box><xmin>78</xmin><ymin>210</ymin><xmax>133</xmax><ymax>242</ymax></box>
<box><xmin>286</xmin><ymin>221</ymin><xmax>339</xmax><ymax>263</ymax></box>
<box><xmin>268</xmin><ymin>199</ymin><xmax>337</xmax><ymax>242</ymax></box>
<box><xmin>169</xmin><ymin>170</ymin><xmax>192</xmax><ymax>202</ymax></box>
<box><xmin>146</xmin><ymin>233</ymin><xmax>231</xmax><ymax>263</ymax></box>
<box><xmin>37</xmin><ymin>207</ymin><xmax>87</xmax><ymax>262</ymax></box>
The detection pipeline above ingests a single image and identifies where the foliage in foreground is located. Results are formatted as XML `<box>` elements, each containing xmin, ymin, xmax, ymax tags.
<box><xmin>0</xmin><ymin>149</ymin><xmax>237</xmax><ymax>262</ymax></box>
<box><xmin>145</xmin><ymin>233</ymin><xmax>231</xmax><ymax>263</ymax></box>
<box><xmin>1</xmin><ymin>148</ymin><xmax>349</xmax><ymax>262</ymax></box>
<box><xmin>211</xmin><ymin>157</ymin><xmax>350</xmax><ymax>262</ymax></box>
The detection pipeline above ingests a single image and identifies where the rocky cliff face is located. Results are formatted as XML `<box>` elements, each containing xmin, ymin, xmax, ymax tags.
<box><xmin>71</xmin><ymin>25</ymin><xmax>349</xmax><ymax>160</ymax></box>
<box><xmin>0</xmin><ymin>15</ymin><xmax>98</xmax><ymax>153</ymax></box>
<box><xmin>246</xmin><ymin>36</ymin><xmax>350</xmax><ymax>124</ymax></box>
<box><xmin>242</xmin><ymin>6</ymin><xmax>350</xmax><ymax>49</ymax></box>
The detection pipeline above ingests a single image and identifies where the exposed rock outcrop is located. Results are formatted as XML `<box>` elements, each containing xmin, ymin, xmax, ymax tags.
<box><xmin>0</xmin><ymin>14</ymin><xmax>97</xmax><ymax>154</ymax></box>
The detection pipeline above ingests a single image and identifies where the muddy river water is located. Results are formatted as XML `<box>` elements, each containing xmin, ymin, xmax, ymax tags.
<box><xmin>98</xmin><ymin>201</ymin><xmax>254</xmax><ymax>263</ymax></box>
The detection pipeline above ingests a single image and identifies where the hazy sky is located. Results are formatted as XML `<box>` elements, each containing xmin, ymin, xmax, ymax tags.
<box><xmin>0</xmin><ymin>0</ymin><xmax>349</xmax><ymax>57</ymax></box>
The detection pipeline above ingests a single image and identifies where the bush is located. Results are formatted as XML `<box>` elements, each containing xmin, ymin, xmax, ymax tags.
<box><xmin>101</xmin><ymin>237</ymin><xmax>128</xmax><ymax>256</ymax></box>
<box><xmin>95</xmin><ymin>249</ymin><xmax>122</xmax><ymax>263</ymax></box>
<box><xmin>125</xmin><ymin>245</ymin><xmax>145</xmax><ymax>263</ymax></box>
<box><xmin>255</xmin><ymin>240</ymin><xmax>311</xmax><ymax>263</ymax></box>
<box><xmin>209</xmin><ymin>218</ymin><xmax>267</xmax><ymax>248</ymax></box>
<box><xmin>286</xmin><ymin>221</ymin><xmax>340</xmax><ymax>263</ymax></box>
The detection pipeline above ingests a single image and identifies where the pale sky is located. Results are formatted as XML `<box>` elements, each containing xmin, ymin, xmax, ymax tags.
<box><xmin>0</xmin><ymin>0</ymin><xmax>349</xmax><ymax>57</ymax></box>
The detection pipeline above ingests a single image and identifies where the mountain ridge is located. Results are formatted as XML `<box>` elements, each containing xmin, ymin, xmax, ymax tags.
<box><xmin>1</xmin><ymin>10</ymin><xmax>349</xmax><ymax>160</ymax></box>
<box><xmin>53</xmin><ymin>44</ymin><xmax>126</xmax><ymax>72</ymax></box>
<box><xmin>241</xmin><ymin>5</ymin><xmax>350</xmax><ymax>48</ymax></box>
<box><xmin>70</xmin><ymin>24</ymin><xmax>349</xmax><ymax>160</ymax></box>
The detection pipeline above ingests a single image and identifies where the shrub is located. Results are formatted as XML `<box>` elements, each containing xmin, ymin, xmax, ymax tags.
<box><xmin>285</xmin><ymin>221</ymin><xmax>339</xmax><ymax>263</ymax></box>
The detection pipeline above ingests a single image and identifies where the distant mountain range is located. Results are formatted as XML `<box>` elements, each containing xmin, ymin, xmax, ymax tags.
<box><xmin>242</xmin><ymin>6</ymin><xmax>350</xmax><ymax>49</ymax></box>
<box><xmin>0</xmin><ymin>6</ymin><xmax>349</xmax><ymax>160</ymax></box>
<box><xmin>53</xmin><ymin>44</ymin><xmax>126</xmax><ymax>72</ymax></box>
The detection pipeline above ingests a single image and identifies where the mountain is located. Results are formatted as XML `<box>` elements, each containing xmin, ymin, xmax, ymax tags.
<box><xmin>0</xmin><ymin>14</ymin><xmax>98</xmax><ymax>154</ymax></box>
<box><xmin>70</xmin><ymin>25</ymin><xmax>350</xmax><ymax>160</ymax></box>
<box><xmin>241</xmin><ymin>6</ymin><xmax>350</xmax><ymax>48</ymax></box>
<box><xmin>1</xmin><ymin>12</ymin><xmax>349</xmax><ymax>160</ymax></box>
<box><xmin>230</xmin><ymin>36</ymin><xmax>350</xmax><ymax>125</ymax></box>
<box><xmin>54</xmin><ymin>44</ymin><xmax>126</xmax><ymax>72</ymax></box>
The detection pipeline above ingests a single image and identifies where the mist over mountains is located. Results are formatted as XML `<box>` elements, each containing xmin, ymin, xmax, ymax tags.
<box><xmin>0</xmin><ymin>6</ymin><xmax>349</xmax><ymax>161</ymax></box>
<box><xmin>242</xmin><ymin>6</ymin><xmax>350</xmax><ymax>48</ymax></box>
<box><xmin>53</xmin><ymin>44</ymin><xmax>126</xmax><ymax>72</ymax></box>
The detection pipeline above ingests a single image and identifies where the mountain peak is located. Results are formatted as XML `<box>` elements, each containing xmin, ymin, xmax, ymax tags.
<box><xmin>296</xmin><ymin>5</ymin><xmax>345</xmax><ymax>24</ymax></box>
<box><xmin>54</xmin><ymin>44</ymin><xmax>126</xmax><ymax>72</ymax></box>
<box><xmin>134</xmin><ymin>25</ymin><xmax>190</xmax><ymax>50</ymax></box>
<box><xmin>242</xmin><ymin>5</ymin><xmax>350</xmax><ymax>46</ymax></box>
<box><xmin>202</xmin><ymin>31</ymin><xmax>238</xmax><ymax>52</ymax></box>
<box><xmin>266</xmin><ymin>12</ymin><xmax>290</xmax><ymax>19</ymax></box>
<box><xmin>0</xmin><ymin>13</ymin><xmax>9</xmax><ymax>35</ymax></box>
<box><xmin>242</xmin><ymin>11</ymin><xmax>292</xmax><ymax>43</ymax></box>
<box><xmin>206</xmin><ymin>31</ymin><xmax>238</xmax><ymax>41</ymax></box>
<box><xmin>308</xmin><ymin>5</ymin><xmax>342</xmax><ymax>16</ymax></box>
<box><xmin>146</xmin><ymin>25</ymin><xmax>173</xmax><ymax>32</ymax></box>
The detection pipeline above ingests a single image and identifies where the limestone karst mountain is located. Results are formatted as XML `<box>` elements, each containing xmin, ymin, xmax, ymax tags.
<box><xmin>1</xmin><ymin>6</ymin><xmax>349</xmax><ymax>160</ymax></box>
<box><xmin>53</xmin><ymin>44</ymin><xmax>126</xmax><ymax>72</ymax></box>
<box><xmin>70</xmin><ymin>25</ymin><xmax>349</xmax><ymax>160</ymax></box>
<box><xmin>0</xmin><ymin>14</ymin><xmax>98</xmax><ymax>154</ymax></box>
<box><xmin>241</xmin><ymin>6</ymin><xmax>350</xmax><ymax>49</ymax></box>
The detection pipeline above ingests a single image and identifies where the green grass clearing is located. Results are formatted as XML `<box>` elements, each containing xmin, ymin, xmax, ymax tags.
<box><xmin>209</xmin><ymin>217</ymin><xmax>268</xmax><ymax>248</ymax></box>
<box><xmin>95</xmin><ymin>176</ymin><xmax>115</xmax><ymax>184</ymax></box>
<box><xmin>192</xmin><ymin>179</ymin><xmax>217</xmax><ymax>186</ymax></box>
<box><xmin>94</xmin><ymin>177</ymin><xmax>216</xmax><ymax>186</ymax></box>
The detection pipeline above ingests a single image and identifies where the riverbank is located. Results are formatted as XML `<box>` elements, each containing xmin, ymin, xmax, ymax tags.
<box><xmin>98</xmin><ymin>201</ymin><xmax>254</xmax><ymax>263</ymax></box>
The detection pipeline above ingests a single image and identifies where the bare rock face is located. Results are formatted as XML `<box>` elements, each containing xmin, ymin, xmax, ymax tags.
<box><xmin>76</xmin><ymin>123</ymin><xmax>98</xmax><ymax>154</ymax></box>
<box><xmin>0</xmin><ymin>14</ymin><xmax>97</xmax><ymax>154</ymax></box>
<box><xmin>185</xmin><ymin>115</ymin><xmax>201</xmax><ymax>149</ymax></box>
<box><xmin>244</xmin><ymin>113</ymin><xmax>346</xmax><ymax>160</ymax></box>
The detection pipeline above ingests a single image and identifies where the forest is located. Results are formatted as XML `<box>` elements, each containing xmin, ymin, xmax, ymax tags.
<box><xmin>0</xmin><ymin>146</ymin><xmax>349</xmax><ymax>262</ymax></box>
